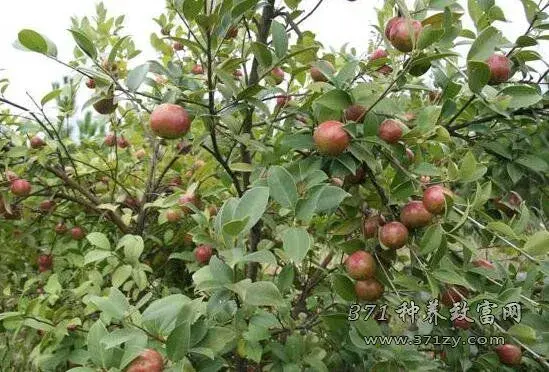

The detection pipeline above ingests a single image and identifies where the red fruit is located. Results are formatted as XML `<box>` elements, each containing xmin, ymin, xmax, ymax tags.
<box><xmin>233</xmin><ymin>69</ymin><xmax>243</xmax><ymax>78</ymax></box>
<box><xmin>344</xmin><ymin>104</ymin><xmax>367</xmax><ymax>122</ymax></box>
<box><xmin>379</xmin><ymin>221</ymin><xmax>409</xmax><ymax>249</ymax></box>
<box><xmin>452</xmin><ymin>318</ymin><xmax>472</xmax><ymax>330</ymax></box>
<box><xmin>167</xmin><ymin>176</ymin><xmax>182</xmax><ymax>188</ymax></box>
<box><xmin>472</xmin><ymin>258</ymin><xmax>494</xmax><ymax>269</ymax></box>
<box><xmin>194</xmin><ymin>244</ymin><xmax>213</xmax><ymax>264</ymax></box>
<box><xmin>191</xmin><ymin>64</ymin><xmax>204</xmax><ymax>75</ymax></box>
<box><xmin>38</xmin><ymin>254</ymin><xmax>53</xmax><ymax>272</ymax></box>
<box><xmin>508</xmin><ymin>191</ymin><xmax>522</xmax><ymax>207</ymax></box>
<box><xmin>405</xmin><ymin>148</ymin><xmax>415</xmax><ymax>162</ymax></box>
<box><xmin>345</xmin><ymin>251</ymin><xmax>376</xmax><ymax>280</ymax></box>
<box><xmin>179</xmin><ymin>193</ymin><xmax>200</xmax><ymax>214</ymax></box>
<box><xmin>440</xmin><ymin>286</ymin><xmax>469</xmax><ymax>307</ymax></box>
<box><xmin>422</xmin><ymin>185</ymin><xmax>453</xmax><ymax>215</ymax></box>
<box><xmin>400</xmin><ymin>201</ymin><xmax>433</xmax><ymax>229</ymax></box>
<box><xmin>134</xmin><ymin>149</ymin><xmax>146</xmax><ymax>160</ymax></box>
<box><xmin>271</xmin><ymin>67</ymin><xmax>284</xmax><ymax>85</ymax></box>
<box><xmin>86</xmin><ymin>79</ymin><xmax>96</xmax><ymax>89</ymax></box>
<box><xmin>117</xmin><ymin>136</ymin><xmax>130</xmax><ymax>149</ymax></box>
<box><xmin>39</xmin><ymin>200</ymin><xmax>56</xmax><ymax>212</ymax></box>
<box><xmin>5</xmin><ymin>170</ymin><xmax>19</xmax><ymax>182</ymax></box>
<box><xmin>166</xmin><ymin>209</ymin><xmax>181</xmax><ymax>222</ymax></box>
<box><xmin>384</xmin><ymin>17</ymin><xmax>402</xmax><ymax>39</ymax></box>
<box><xmin>313</xmin><ymin>121</ymin><xmax>350</xmax><ymax>156</ymax></box>
<box><xmin>495</xmin><ymin>344</ymin><xmax>522</xmax><ymax>366</ymax></box>
<box><xmin>124</xmin><ymin>197</ymin><xmax>141</xmax><ymax>209</ymax></box>
<box><xmin>310</xmin><ymin>61</ymin><xmax>334</xmax><ymax>82</ymax></box>
<box><xmin>370</xmin><ymin>49</ymin><xmax>392</xmax><ymax>75</ymax></box>
<box><xmin>104</xmin><ymin>133</ymin><xmax>116</xmax><ymax>147</ymax></box>
<box><xmin>275</xmin><ymin>95</ymin><xmax>291</xmax><ymax>108</ymax></box>
<box><xmin>126</xmin><ymin>348</ymin><xmax>164</xmax><ymax>372</ymax></box>
<box><xmin>486</xmin><ymin>54</ymin><xmax>512</xmax><ymax>84</ymax></box>
<box><xmin>378</xmin><ymin>119</ymin><xmax>403</xmax><ymax>144</ymax></box>
<box><xmin>226</xmin><ymin>26</ymin><xmax>239</xmax><ymax>39</ymax></box>
<box><xmin>345</xmin><ymin>165</ymin><xmax>366</xmax><ymax>185</ymax></box>
<box><xmin>363</xmin><ymin>215</ymin><xmax>385</xmax><ymax>239</ymax></box>
<box><xmin>10</xmin><ymin>179</ymin><xmax>31</xmax><ymax>197</ymax></box>
<box><xmin>70</xmin><ymin>227</ymin><xmax>86</xmax><ymax>241</ymax></box>
<box><xmin>389</xmin><ymin>18</ymin><xmax>423</xmax><ymax>53</ymax></box>
<box><xmin>355</xmin><ymin>278</ymin><xmax>384</xmax><ymax>301</ymax></box>
<box><xmin>30</xmin><ymin>135</ymin><xmax>46</xmax><ymax>149</ymax></box>
<box><xmin>377</xmin><ymin>65</ymin><xmax>393</xmax><ymax>75</ymax></box>
<box><xmin>55</xmin><ymin>223</ymin><xmax>67</xmax><ymax>234</ymax></box>
<box><xmin>150</xmin><ymin>103</ymin><xmax>191</xmax><ymax>139</ymax></box>
<box><xmin>173</xmin><ymin>42</ymin><xmax>184</xmax><ymax>51</ymax></box>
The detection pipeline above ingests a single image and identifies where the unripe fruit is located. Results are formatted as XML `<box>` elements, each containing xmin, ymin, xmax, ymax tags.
<box><xmin>134</xmin><ymin>149</ymin><xmax>146</xmax><ymax>160</ymax></box>
<box><xmin>93</xmin><ymin>97</ymin><xmax>118</xmax><ymax>115</ymax></box>
<box><xmin>275</xmin><ymin>95</ymin><xmax>291</xmax><ymax>108</ymax></box>
<box><xmin>313</xmin><ymin>121</ymin><xmax>350</xmax><ymax>156</ymax></box>
<box><xmin>191</xmin><ymin>64</ymin><xmax>204</xmax><ymax>75</ymax></box>
<box><xmin>452</xmin><ymin>318</ymin><xmax>472</xmax><ymax>330</ymax></box>
<box><xmin>70</xmin><ymin>227</ymin><xmax>86</xmax><ymax>241</ymax></box>
<box><xmin>344</xmin><ymin>165</ymin><xmax>366</xmax><ymax>185</ymax></box>
<box><xmin>10</xmin><ymin>179</ymin><xmax>31</xmax><ymax>197</ymax></box>
<box><xmin>384</xmin><ymin>17</ymin><xmax>402</xmax><ymax>39</ymax></box>
<box><xmin>104</xmin><ymin>133</ymin><xmax>116</xmax><ymax>147</ymax></box>
<box><xmin>226</xmin><ymin>26</ymin><xmax>239</xmax><ymax>39</ymax></box>
<box><xmin>55</xmin><ymin>222</ymin><xmax>67</xmax><ymax>234</ymax></box>
<box><xmin>389</xmin><ymin>18</ymin><xmax>423</xmax><ymax>53</ymax></box>
<box><xmin>271</xmin><ymin>67</ymin><xmax>284</xmax><ymax>85</ymax></box>
<box><xmin>400</xmin><ymin>201</ymin><xmax>433</xmax><ymax>229</ymax></box>
<box><xmin>363</xmin><ymin>215</ymin><xmax>385</xmax><ymax>239</ymax></box>
<box><xmin>440</xmin><ymin>285</ymin><xmax>469</xmax><ymax>307</ymax></box>
<box><xmin>486</xmin><ymin>54</ymin><xmax>512</xmax><ymax>84</ymax></box>
<box><xmin>495</xmin><ymin>344</ymin><xmax>522</xmax><ymax>366</ymax></box>
<box><xmin>310</xmin><ymin>61</ymin><xmax>334</xmax><ymax>82</ymax></box>
<box><xmin>344</xmin><ymin>104</ymin><xmax>367</xmax><ymax>122</ymax></box>
<box><xmin>39</xmin><ymin>200</ymin><xmax>56</xmax><ymax>212</ymax></box>
<box><xmin>472</xmin><ymin>258</ymin><xmax>494</xmax><ymax>269</ymax></box>
<box><xmin>117</xmin><ymin>136</ymin><xmax>129</xmax><ymax>149</ymax></box>
<box><xmin>194</xmin><ymin>244</ymin><xmax>213</xmax><ymax>264</ymax></box>
<box><xmin>30</xmin><ymin>135</ymin><xmax>46</xmax><ymax>149</ymax></box>
<box><xmin>345</xmin><ymin>251</ymin><xmax>376</xmax><ymax>280</ymax></box>
<box><xmin>86</xmin><ymin>79</ymin><xmax>96</xmax><ymax>89</ymax></box>
<box><xmin>422</xmin><ymin>185</ymin><xmax>452</xmax><ymax>215</ymax></box>
<box><xmin>355</xmin><ymin>278</ymin><xmax>384</xmax><ymax>301</ymax></box>
<box><xmin>38</xmin><ymin>254</ymin><xmax>53</xmax><ymax>272</ymax></box>
<box><xmin>173</xmin><ymin>42</ymin><xmax>184</xmax><ymax>51</ymax></box>
<box><xmin>379</xmin><ymin>221</ymin><xmax>409</xmax><ymax>249</ymax></box>
<box><xmin>126</xmin><ymin>348</ymin><xmax>164</xmax><ymax>372</ymax></box>
<box><xmin>378</xmin><ymin>119</ymin><xmax>403</xmax><ymax>144</ymax></box>
<box><xmin>166</xmin><ymin>209</ymin><xmax>181</xmax><ymax>223</ymax></box>
<box><xmin>150</xmin><ymin>103</ymin><xmax>191</xmax><ymax>139</ymax></box>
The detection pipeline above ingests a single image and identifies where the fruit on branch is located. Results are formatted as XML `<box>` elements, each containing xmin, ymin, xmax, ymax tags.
<box><xmin>379</xmin><ymin>221</ymin><xmax>409</xmax><ymax>249</ymax></box>
<box><xmin>93</xmin><ymin>97</ymin><xmax>118</xmax><ymax>115</ymax></box>
<box><xmin>422</xmin><ymin>185</ymin><xmax>453</xmax><ymax>215</ymax></box>
<box><xmin>355</xmin><ymin>278</ymin><xmax>384</xmax><ymax>301</ymax></box>
<box><xmin>472</xmin><ymin>258</ymin><xmax>494</xmax><ymax>269</ymax></box>
<box><xmin>134</xmin><ymin>148</ymin><xmax>146</xmax><ymax>160</ymax></box>
<box><xmin>166</xmin><ymin>209</ymin><xmax>181</xmax><ymax>223</ymax></box>
<box><xmin>208</xmin><ymin>205</ymin><xmax>218</xmax><ymax>217</ymax></box>
<box><xmin>10</xmin><ymin>179</ymin><xmax>31</xmax><ymax>197</ymax></box>
<box><xmin>233</xmin><ymin>69</ymin><xmax>243</xmax><ymax>78</ymax></box>
<box><xmin>191</xmin><ymin>64</ymin><xmax>204</xmax><ymax>75</ymax></box>
<box><xmin>38</xmin><ymin>254</ymin><xmax>53</xmax><ymax>272</ymax></box>
<box><xmin>179</xmin><ymin>192</ymin><xmax>201</xmax><ymax>214</ymax></box>
<box><xmin>275</xmin><ymin>95</ymin><xmax>291</xmax><ymax>108</ymax></box>
<box><xmin>384</xmin><ymin>17</ymin><xmax>402</xmax><ymax>39</ymax></box>
<box><xmin>400</xmin><ymin>201</ymin><xmax>433</xmax><ymax>229</ymax></box>
<box><xmin>167</xmin><ymin>176</ymin><xmax>182</xmax><ymax>189</ymax></box>
<box><xmin>344</xmin><ymin>104</ymin><xmax>367</xmax><ymax>122</ymax></box>
<box><xmin>124</xmin><ymin>196</ymin><xmax>141</xmax><ymax>209</ymax></box>
<box><xmin>30</xmin><ymin>135</ymin><xmax>45</xmax><ymax>149</ymax></box>
<box><xmin>194</xmin><ymin>244</ymin><xmax>213</xmax><ymax>265</ymax></box>
<box><xmin>345</xmin><ymin>250</ymin><xmax>376</xmax><ymax>280</ymax></box>
<box><xmin>452</xmin><ymin>318</ymin><xmax>472</xmax><ymax>330</ymax></box>
<box><xmin>495</xmin><ymin>344</ymin><xmax>522</xmax><ymax>366</ymax></box>
<box><xmin>70</xmin><ymin>227</ymin><xmax>86</xmax><ymax>241</ymax></box>
<box><xmin>126</xmin><ymin>348</ymin><xmax>164</xmax><ymax>372</ymax></box>
<box><xmin>378</xmin><ymin>119</ymin><xmax>403</xmax><ymax>144</ymax></box>
<box><xmin>405</xmin><ymin>148</ymin><xmax>415</xmax><ymax>162</ymax></box>
<box><xmin>440</xmin><ymin>285</ymin><xmax>469</xmax><ymax>307</ymax></box>
<box><xmin>271</xmin><ymin>67</ymin><xmax>285</xmax><ymax>85</ymax></box>
<box><xmin>226</xmin><ymin>26</ymin><xmax>239</xmax><ymax>39</ymax></box>
<box><xmin>420</xmin><ymin>175</ymin><xmax>431</xmax><ymax>184</ymax></box>
<box><xmin>363</xmin><ymin>214</ymin><xmax>385</xmax><ymax>239</ymax></box>
<box><xmin>5</xmin><ymin>170</ymin><xmax>19</xmax><ymax>182</ymax></box>
<box><xmin>344</xmin><ymin>165</ymin><xmax>366</xmax><ymax>185</ymax></box>
<box><xmin>86</xmin><ymin>79</ymin><xmax>96</xmax><ymax>89</ymax></box>
<box><xmin>310</xmin><ymin>61</ymin><xmax>334</xmax><ymax>82</ymax></box>
<box><xmin>173</xmin><ymin>41</ymin><xmax>184</xmax><ymax>51</ymax></box>
<box><xmin>117</xmin><ymin>136</ymin><xmax>130</xmax><ymax>149</ymax></box>
<box><xmin>330</xmin><ymin>177</ymin><xmax>344</xmax><ymax>187</ymax></box>
<box><xmin>370</xmin><ymin>49</ymin><xmax>392</xmax><ymax>75</ymax></box>
<box><xmin>486</xmin><ymin>54</ymin><xmax>512</xmax><ymax>84</ymax></box>
<box><xmin>508</xmin><ymin>191</ymin><xmax>522</xmax><ymax>208</ymax></box>
<box><xmin>313</xmin><ymin>121</ymin><xmax>350</xmax><ymax>156</ymax></box>
<box><xmin>39</xmin><ymin>200</ymin><xmax>56</xmax><ymax>212</ymax></box>
<box><xmin>150</xmin><ymin>103</ymin><xmax>191</xmax><ymax>139</ymax></box>
<box><xmin>104</xmin><ymin>133</ymin><xmax>116</xmax><ymax>147</ymax></box>
<box><xmin>388</xmin><ymin>18</ymin><xmax>423</xmax><ymax>53</ymax></box>
<box><xmin>55</xmin><ymin>222</ymin><xmax>67</xmax><ymax>234</ymax></box>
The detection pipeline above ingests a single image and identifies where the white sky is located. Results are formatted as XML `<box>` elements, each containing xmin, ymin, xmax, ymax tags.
<box><xmin>0</xmin><ymin>0</ymin><xmax>544</xmax><ymax>109</ymax></box>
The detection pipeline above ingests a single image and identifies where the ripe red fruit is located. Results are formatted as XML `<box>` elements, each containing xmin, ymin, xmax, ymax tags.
<box><xmin>440</xmin><ymin>286</ymin><xmax>469</xmax><ymax>307</ymax></box>
<box><xmin>191</xmin><ymin>64</ymin><xmax>204</xmax><ymax>75</ymax></box>
<box><xmin>370</xmin><ymin>49</ymin><xmax>393</xmax><ymax>75</ymax></box>
<box><xmin>117</xmin><ymin>136</ymin><xmax>130</xmax><ymax>149</ymax></box>
<box><xmin>310</xmin><ymin>61</ymin><xmax>334</xmax><ymax>82</ymax></box>
<box><xmin>379</xmin><ymin>221</ymin><xmax>409</xmax><ymax>249</ymax></box>
<box><xmin>313</xmin><ymin>121</ymin><xmax>350</xmax><ymax>156</ymax></box>
<box><xmin>5</xmin><ymin>170</ymin><xmax>19</xmax><ymax>182</ymax></box>
<box><xmin>495</xmin><ymin>344</ymin><xmax>522</xmax><ymax>366</ymax></box>
<box><xmin>30</xmin><ymin>135</ymin><xmax>46</xmax><ymax>149</ymax></box>
<box><xmin>472</xmin><ymin>258</ymin><xmax>494</xmax><ymax>269</ymax></box>
<box><xmin>39</xmin><ymin>200</ymin><xmax>56</xmax><ymax>212</ymax></box>
<box><xmin>194</xmin><ymin>244</ymin><xmax>213</xmax><ymax>264</ymax></box>
<box><xmin>384</xmin><ymin>17</ymin><xmax>402</xmax><ymax>39</ymax></box>
<box><xmin>86</xmin><ymin>79</ymin><xmax>96</xmax><ymax>89</ymax></box>
<box><xmin>104</xmin><ymin>133</ymin><xmax>116</xmax><ymax>147</ymax></box>
<box><xmin>226</xmin><ymin>26</ymin><xmax>239</xmax><ymax>39</ymax></box>
<box><xmin>345</xmin><ymin>251</ymin><xmax>376</xmax><ymax>280</ymax></box>
<box><xmin>389</xmin><ymin>18</ymin><xmax>423</xmax><ymax>53</ymax></box>
<box><xmin>126</xmin><ymin>348</ymin><xmax>164</xmax><ymax>372</ymax></box>
<box><xmin>150</xmin><ymin>103</ymin><xmax>191</xmax><ymax>139</ymax></box>
<box><xmin>452</xmin><ymin>318</ymin><xmax>472</xmax><ymax>330</ymax></box>
<box><xmin>355</xmin><ymin>278</ymin><xmax>384</xmax><ymax>301</ymax></box>
<box><xmin>422</xmin><ymin>185</ymin><xmax>453</xmax><ymax>215</ymax></box>
<box><xmin>344</xmin><ymin>104</ymin><xmax>367</xmax><ymax>122</ymax></box>
<box><xmin>400</xmin><ymin>201</ymin><xmax>433</xmax><ymax>229</ymax></box>
<box><xmin>166</xmin><ymin>209</ymin><xmax>181</xmax><ymax>222</ymax></box>
<box><xmin>363</xmin><ymin>215</ymin><xmax>385</xmax><ymax>239</ymax></box>
<box><xmin>38</xmin><ymin>254</ymin><xmax>53</xmax><ymax>272</ymax></box>
<box><xmin>378</xmin><ymin>119</ymin><xmax>403</xmax><ymax>144</ymax></box>
<box><xmin>486</xmin><ymin>54</ymin><xmax>512</xmax><ymax>84</ymax></box>
<box><xmin>173</xmin><ymin>41</ymin><xmax>184</xmax><ymax>51</ymax></box>
<box><xmin>55</xmin><ymin>222</ymin><xmax>67</xmax><ymax>234</ymax></box>
<box><xmin>10</xmin><ymin>179</ymin><xmax>31</xmax><ymax>197</ymax></box>
<box><xmin>71</xmin><ymin>227</ymin><xmax>86</xmax><ymax>241</ymax></box>
<box><xmin>344</xmin><ymin>165</ymin><xmax>366</xmax><ymax>185</ymax></box>
<box><xmin>179</xmin><ymin>193</ymin><xmax>200</xmax><ymax>214</ymax></box>
<box><xmin>271</xmin><ymin>67</ymin><xmax>284</xmax><ymax>85</ymax></box>
<box><xmin>275</xmin><ymin>95</ymin><xmax>291</xmax><ymax>108</ymax></box>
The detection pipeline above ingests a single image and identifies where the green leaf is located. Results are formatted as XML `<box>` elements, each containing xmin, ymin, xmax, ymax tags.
<box><xmin>499</xmin><ymin>85</ymin><xmax>542</xmax><ymax>109</ymax></box>
<box><xmin>84</xmin><ymin>250</ymin><xmax>112</xmax><ymax>265</ymax></box>
<box><xmin>167</xmin><ymin>321</ymin><xmax>191</xmax><ymax>361</ymax></box>
<box><xmin>240</xmin><ymin>250</ymin><xmax>277</xmax><ymax>266</ymax></box>
<box><xmin>332</xmin><ymin>274</ymin><xmax>356</xmax><ymax>301</ymax></box>
<box><xmin>86</xmin><ymin>232</ymin><xmax>111</xmax><ymax>250</ymax></box>
<box><xmin>267</xmin><ymin>166</ymin><xmax>298</xmax><ymax>209</ymax></box>
<box><xmin>412</xmin><ymin>162</ymin><xmax>441</xmax><ymax>176</ymax></box>
<box><xmin>420</xmin><ymin>224</ymin><xmax>444</xmax><ymax>255</ymax></box>
<box><xmin>467</xmin><ymin>61</ymin><xmax>490</xmax><ymax>93</ymax></box>
<box><xmin>87</xmin><ymin>320</ymin><xmax>114</xmax><ymax>368</ymax></box>
<box><xmin>524</xmin><ymin>231</ymin><xmax>549</xmax><ymax>256</ymax></box>
<box><xmin>230</xmin><ymin>162</ymin><xmax>254</xmax><ymax>172</ymax></box>
<box><xmin>508</xmin><ymin>324</ymin><xmax>537</xmax><ymax>344</ymax></box>
<box><xmin>108</xmin><ymin>36</ymin><xmax>130</xmax><ymax>64</ymax></box>
<box><xmin>516</xmin><ymin>155</ymin><xmax>549</xmax><ymax>172</ymax></box>
<box><xmin>233</xmin><ymin>187</ymin><xmax>270</xmax><ymax>232</ymax></box>
<box><xmin>486</xmin><ymin>221</ymin><xmax>519</xmax><ymax>240</ymax></box>
<box><xmin>271</xmin><ymin>21</ymin><xmax>288</xmax><ymax>59</ymax></box>
<box><xmin>126</xmin><ymin>63</ymin><xmax>149</xmax><ymax>91</ymax></box>
<box><xmin>251</xmin><ymin>42</ymin><xmax>272</xmax><ymax>67</ymax></box>
<box><xmin>142</xmin><ymin>294</ymin><xmax>192</xmax><ymax>337</ymax></box>
<box><xmin>209</xmin><ymin>256</ymin><xmax>233</xmax><ymax>284</ymax></box>
<box><xmin>241</xmin><ymin>281</ymin><xmax>283</xmax><ymax>306</ymax></box>
<box><xmin>112</xmin><ymin>265</ymin><xmax>132</xmax><ymax>288</ymax></box>
<box><xmin>416</xmin><ymin>25</ymin><xmax>444</xmax><ymax>49</ymax></box>
<box><xmin>40</xmin><ymin>89</ymin><xmax>62</xmax><ymax>106</ymax></box>
<box><xmin>68</xmin><ymin>30</ymin><xmax>97</xmax><ymax>59</ymax></box>
<box><xmin>467</xmin><ymin>26</ymin><xmax>503</xmax><ymax>61</ymax></box>
<box><xmin>222</xmin><ymin>218</ymin><xmax>249</xmax><ymax>237</ymax></box>
<box><xmin>118</xmin><ymin>235</ymin><xmax>144</xmax><ymax>264</ymax></box>
<box><xmin>88</xmin><ymin>288</ymin><xmax>129</xmax><ymax>320</ymax></box>
<box><xmin>315</xmin><ymin>89</ymin><xmax>352</xmax><ymax>111</ymax></box>
<box><xmin>459</xmin><ymin>151</ymin><xmax>487</xmax><ymax>182</ymax></box>
<box><xmin>315</xmin><ymin>186</ymin><xmax>351</xmax><ymax>213</ymax></box>
<box><xmin>281</xmin><ymin>227</ymin><xmax>312</xmax><ymax>264</ymax></box>
<box><xmin>334</xmin><ymin>61</ymin><xmax>359</xmax><ymax>88</ymax></box>
<box><xmin>232</xmin><ymin>0</ymin><xmax>259</xmax><ymax>18</ymax></box>
<box><xmin>17</xmin><ymin>29</ymin><xmax>48</xmax><ymax>54</ymax></box>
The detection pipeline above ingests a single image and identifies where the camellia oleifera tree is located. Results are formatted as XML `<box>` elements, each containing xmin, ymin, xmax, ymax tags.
<box><xmin>1</xmin><ymin>0</ymin><xmax>549</xmax><ymax>370</ymax></box>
